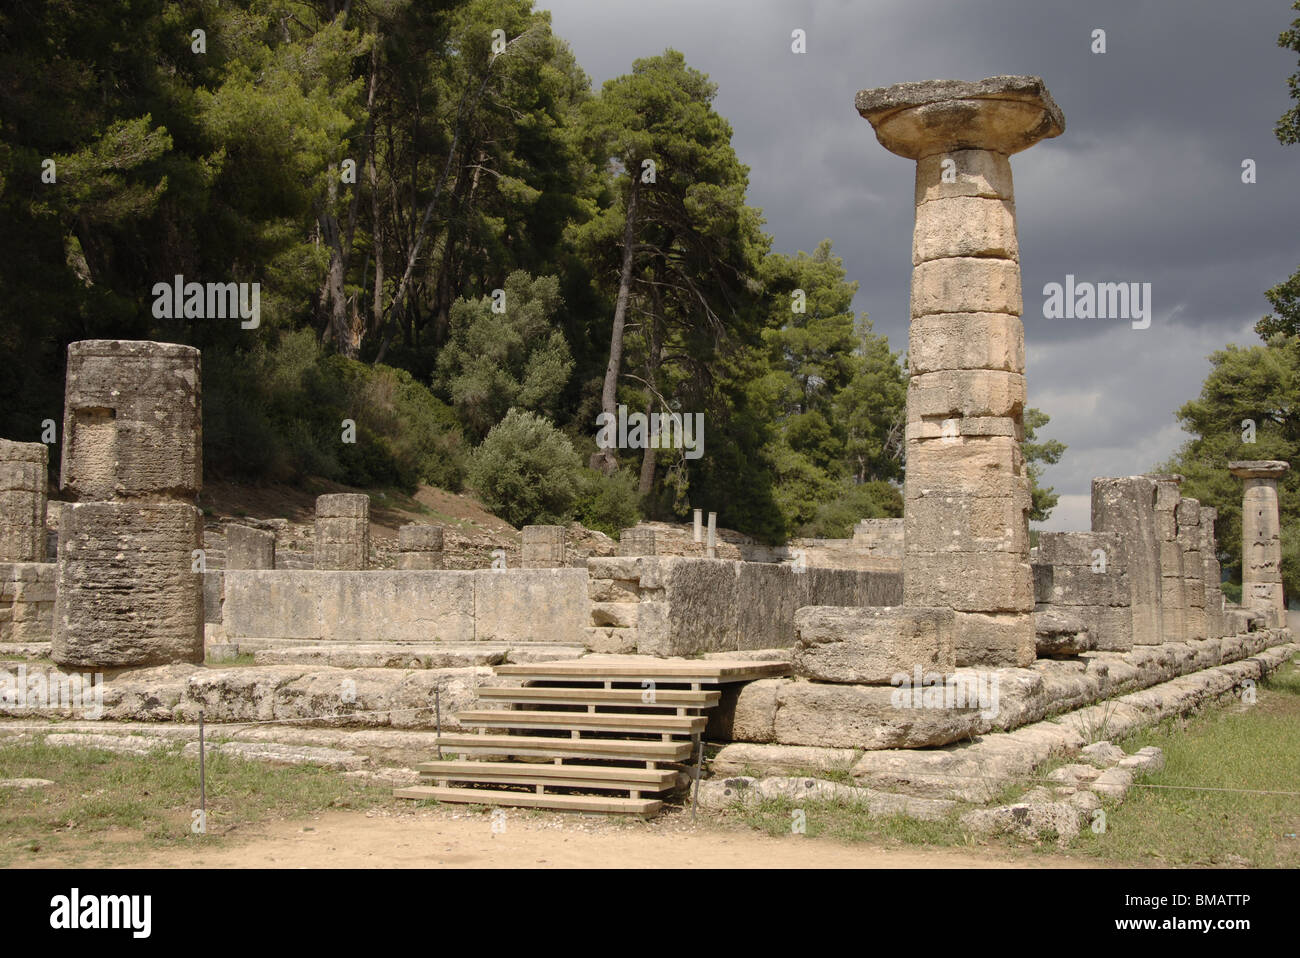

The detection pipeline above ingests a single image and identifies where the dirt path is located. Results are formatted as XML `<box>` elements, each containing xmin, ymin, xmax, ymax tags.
<box><xmin>94</xmin><ymin>808</ymin><xmax>1090</xmax><ymax>869</ymax></box>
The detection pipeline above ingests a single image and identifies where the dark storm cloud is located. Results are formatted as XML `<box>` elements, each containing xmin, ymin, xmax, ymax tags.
<box><xmin>541</xmin><ymin>0</ymin><xmax>1300</xmax><ymax>529</ymax></box>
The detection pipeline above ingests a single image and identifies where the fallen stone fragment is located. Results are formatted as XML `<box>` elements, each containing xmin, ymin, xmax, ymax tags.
<box><xmin>960</xmin><ymin>801</ymin><xmax>1081</xmax><ymax>845</ymax></box>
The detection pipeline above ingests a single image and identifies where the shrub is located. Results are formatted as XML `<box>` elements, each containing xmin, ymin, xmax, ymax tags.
<box><xmin>468</xmin><ymin>408</ymin><xmax>583</xmax><ymax>527</ymax></box>
<box><xmin>795</xmin><ymin>479</ymin><xmax>902</xmax><ymax>539</ymax></box>
<box><xmin>573</xmin><ymin>468</ymin><xmax>641</xmax><ymax>536</ymax></box>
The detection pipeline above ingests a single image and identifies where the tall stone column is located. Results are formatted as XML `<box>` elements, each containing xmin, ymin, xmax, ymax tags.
<box><xmin>314</xmin><ymin>494</ymin><xmax>370</xmax><ymax>570</ymax></box>
<box><xmin>1092</xmin><ymin>476</ymin><xmax>1163</xmax><ymax>645</ymax></box>
<box><xmin>1149</xmin><ymin>474</ymin><xmax>1186</xmax><ymax>642</ymax></box>
<box><xmin>1177</xmin><ymin>498</ymin><xmax>1206</xmax><ymax>641</ymax></box>
<box><xmin>1199</xmin><ymin>506</ymin><xmax>1226</xmax><ymax>638</ymax></box>
<box><xmin>857</xmin><ymin>76</ymin><xmax>1064</xmax><ymax>667</ymax></box>
<box><xmin>53</xmin><ymin>340</ymin><xmax>204</xmax><ymax>668</ymax></box>
<box><xmin>1229</xmin><ymin>460</ymin><xmax>1289</xmax><ymax>627</ymax></box>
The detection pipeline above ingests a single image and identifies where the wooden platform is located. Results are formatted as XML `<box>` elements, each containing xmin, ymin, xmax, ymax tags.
<box><xmin>394</xmin><ymin>657</ymin><xmax>789</xmax><ymax>816</ymax></box>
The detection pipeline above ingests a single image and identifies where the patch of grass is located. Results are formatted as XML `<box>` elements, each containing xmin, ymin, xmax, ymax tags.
<box><xmin>1061</xmin><ymin>661</ymin><xmax>1300</xmax><ymax>867</ymax></box>
<box><xmin>0</xmin><ymin>740</ymin><xmax>389</xmax><ymax>867</ymax></box>
<box><xmin>729</xmin><ymin>795</ymin><xmax>969</xmax><ymax>847</ymax></box>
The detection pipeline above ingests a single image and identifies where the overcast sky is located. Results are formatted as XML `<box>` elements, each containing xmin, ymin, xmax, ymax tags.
<box><xmin>540</xmin><ymin>0</ymin><xmax>1300</xmax><ymax>531</ymax></box>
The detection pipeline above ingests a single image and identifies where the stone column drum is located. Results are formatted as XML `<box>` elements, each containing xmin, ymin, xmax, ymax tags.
<box><xmin>314</xmin><ymin>494</ymin><xmax>370</xmax><ymax>570</ymax></box>
<box><xmin>1229</xmin><ymin>460</ymin><xmax>1289</xmax><ymax>627</ymax></box>
<box><xmin>0</xmin><ymin>439</ymin><xmax>48</xmax><ymax>562</ymax></box>
<box><xmin>396</xmin><ymin>523</ymin><xmax>444</xmax><ymax>570</ymax></box>
<box><xmin>857</xmin><ymin>76</ymin><xmax>1064</xmax><ymax>667</ymax></box>
<box><xmin>521</xmin><ymin>525</ymin><xmax>566</xmax><ymax>568</ymax></box>
<box><xmin>53</xmin><ymin>340</ymin><xmax>204</xmax><ymax>668</ymax></box>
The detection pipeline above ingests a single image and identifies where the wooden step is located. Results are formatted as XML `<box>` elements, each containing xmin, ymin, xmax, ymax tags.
<box><xmin>475</xmin><ymin>686</ymin><xmax>720</xmax><ymax>709</ymax></box>
<box><xmin>434</xmin><ymin>733</ymin><xmax>694</xmax><ymax>762</ymax></box>
<box><xmin>456</xmin><ymin>709</ymin><xmax>706</xmax><ymax>736</ymax></box>
<box><xmin>415</xmin><ymin>760</ymin><xmax>678</xmax><ymax>792</ymax></box>
<box><xmin>494</xmin><ymin>659</ymin><xmax>789</xmax><ymax>685</ymax></box>
<box><xmin>393</xmin><ymin>785</ymin><xmax>662</xmax><ymax>816</ymax></box>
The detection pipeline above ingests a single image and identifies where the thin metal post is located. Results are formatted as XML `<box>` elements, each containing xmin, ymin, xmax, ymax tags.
<box><xmin>691</xmin><ymin>736</ymin><xmax>704</xmax><ymax>824</ymax></box>
<box><xmin>435</xmin><ymin>683</ymin><xmax>442</xmax><ymax>759</ymax></box>
<box><xmin>199</xmin><ymin>709</ymin><xmax>206</xmax><ymax>829</ymax></box>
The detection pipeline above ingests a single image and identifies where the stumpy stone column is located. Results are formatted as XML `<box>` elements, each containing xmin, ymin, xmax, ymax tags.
<box><xmin>314</xmin><ymin>494</ymin><xmax>370</xmax><ymax>570</ymax></box>
<box><xmin>521</xmin><ymin>525</ymin><xmax>566</xmax><ymax>568</ymax></box>
<box><xmin>53</xmin><ymin>340</ymin><xmax>204</xmax><ymax>668</ymax></box>
<box><xmin>857</xmin><ymin>76</ymin><xmax>1064</xmax><ymax>667</ymax></box>
<box><xmin>0</xmin><ymin>439</ymin><xmax>48</xmax><ymax>562</ymax></box>
<box><xmin>1229</xmin><ymin>460</ymin><xmax>1289</xmax><ymax>627</ymax></box>
<box><xmin>396</xmin><ymin>523</ymin><xmax>444</xmax><ymax>570</ymax></box>
<box><xmin>618</xmin><ymin>527</ymin><xmax>656</xmax><ymax>557</ymax></box>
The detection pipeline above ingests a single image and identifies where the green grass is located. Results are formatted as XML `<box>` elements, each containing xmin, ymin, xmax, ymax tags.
<box><xmin>1068</xmin><ymin>660</ymin><xmax>1300</xmax><ymax>867</ymax></box>
<box><xmin>0</xmin><ymin>741</ymin><xmax>389</xmax><ymax>867</ymax></box>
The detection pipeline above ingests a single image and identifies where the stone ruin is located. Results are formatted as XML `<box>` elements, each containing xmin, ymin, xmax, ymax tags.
<box><xmin>53</xmin><ymin>340</ymin><xmax>204</xmax><ymax>669</ymax></box>
<box><xmin>0</xmin><ymin>76</ymin><xmax>1294</xmax><ymax>831</ymax></box>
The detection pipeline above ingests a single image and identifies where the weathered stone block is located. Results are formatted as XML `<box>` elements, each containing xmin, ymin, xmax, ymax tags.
<box><xmin>773</xmin><ymin>681</ymin><xmax>982</xmax><ymax>750</ymax></box>
<box><xmin>905</xmin><ymin>435</ymin><xmax>1026</xmax><ymax>497</ymax></box>
<box><xmin>911</xmin><ymin>257</ymin><xmax>1022</xmax><ymax>317</ymax></box>
<box><xmin>905</xmin><ymin>552</ymin><xmax>1034</xmax><ymax>612</ymax></box>
<box><xmin>915</xmin><ymin>148</ymin><xmax>1015</xmax><ymax>205</ymax></box>
<box><xmin>227</xmin><ymin>523</ymin><xmax>275</xmax><ymax>570</ymax></box>
<box><xmin>398</xmin><ymin>524</ymin><xmax>443</xmax><ymax>551</ymax></box>
<box><xmin>912</xmin><ymin>195</ymin><xmax>1018</xmax><ymax>264</ymax></box>
<box><xmin>1034</xmin><ymin>609</ymin><xmax>1094</xmax><ymax>657</ymax></box>
<box><xmin>907</xmin><ymin>369</ymin><xmax>1026</xmax><ymax>420</ymax></box>
<box><xmin>904</xmin><ymin>492</ymin><xmax>1029</xmax><ymax>553</ymax></box>
<box><xmin>950</xmin><ymin>610</ymin><xmax>1036</xmax><ymax>667</ymax></box>
<box><xmin>908</xmin><ymin>312</ymin><xmax>1024</xmax><ymax>375</ymax></box>
<box><xmin>53</xmin><ymin>501</ymin><xmax>204</xmax><ymax>667</ymax></box>
<box><xmin>792</xmin><ymin>606</ymin><xmax>955</xmax><ymax>684</ymax></box>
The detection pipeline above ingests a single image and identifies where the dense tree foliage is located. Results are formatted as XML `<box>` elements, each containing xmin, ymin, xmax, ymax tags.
<box><xmin>0</xmin><ymin>0</ymin><xmax>1071</xmax><ymax>540</ymax></box>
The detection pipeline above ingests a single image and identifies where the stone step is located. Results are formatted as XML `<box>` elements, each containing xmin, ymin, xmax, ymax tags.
<box><xmin>0</xmin><ymin>642</ymin><xmax>52</xmax><ymax>661</ymax></box>
<box><xmin>250</xmin><ymin>643</ymin><xmax>586</xmax><ymax>669</ymax></box>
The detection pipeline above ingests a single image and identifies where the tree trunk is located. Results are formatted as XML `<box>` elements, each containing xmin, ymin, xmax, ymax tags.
<box><xmin>638</xmin><ymin>270</ymin><xmax>663</xmax><ymax>497</ymax></box>
<box><xmin>591</xmin><ymin>172</ymin><xmax>641</xmax><ymax>475</ymax></box>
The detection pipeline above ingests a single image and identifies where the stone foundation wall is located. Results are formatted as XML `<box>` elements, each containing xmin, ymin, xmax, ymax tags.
<box><xmin>584</xmin><ymin>556</ymin><xmax>903</xmax><ymax>656</ymax></box>
<box><xmin>220</xmin><ymin>568</ymin><xmax>589</xmax><ymax>645</ymax></box>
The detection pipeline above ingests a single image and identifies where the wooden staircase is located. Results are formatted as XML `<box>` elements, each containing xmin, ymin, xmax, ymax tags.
<box><xmin>394</xmin><ymin>659</ymin><xmax>789</xmax><ymax>817</ymax></box>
